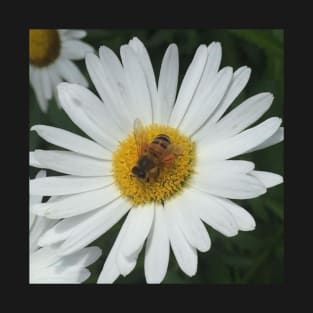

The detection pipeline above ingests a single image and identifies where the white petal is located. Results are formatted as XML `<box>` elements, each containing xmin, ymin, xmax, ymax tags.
<box><xmin>247</xmin><ymin>127</ymin><xmax>284</xmax><ymax>152</ymax></box>
<box><xmin>99</xmin><ymin>46</ymin><xmax>124</xmax><ymax>85</ymax></box>
<box><xmin>47</xmin><ymin>65</ymin><xmax>62</xmax><ymax>99</ymax></box>
<box><xmin>175</xmin><ymin>202</ymin><xmax>211</xmax><ymax>252</ymax></box>
<box><xmin>191</xmin><ymin>168</ymin><xmax>266</xmax><ymax>199</ymax></box>
<box><xmin>31</xmin><ymin>125</ymin><xmax>111</xmax><ymax>160</ymax></box>
<box><xmin>29</xmin><ymin>151</ymin><xmax>41</xmax><ymax>168</ymax></box>
<box><xmin>195</xmin><ymin>42</ymin><xmax>222</xmax><ymax>96</ymax></box>
<box><xmin>38</xmin><ymin>210</ymin><xmax>101</xmax><ymax>246</ymax></box>
<box><xmin>32</xmin><ymin>184</ymin><xmax>120</xmax><ymax>218</ymax></box>
<box><xmin>169</xmin><ymin>45</ymin><xmax>208</xmax><ymax>127</ymax></box>
<box><xmin>204</xmin><ymin>93</ymin><xmax>274</xmax><ymax>143</ymax></box>
<box><xmin>157</xmin><ymin>44</ymin><xmax>179</xmax><ymax>124</ymax></box>
<box><xmin>129</xmin><ymin>37</ymin><xmax>159</xmax><ymax>123</ymax></box>
<box><xmin>210</xmin><ymin>197</ymin><xmax>256</xmax><ymax>231</ymax></box>
<box><xmin>40</xmin><ymin>68</ymin><xmax>53</xmax><ymax>99</ymax></box>
<box><xmin>119</xmin><ymin>204</ymin><xmax>154</xmax><ymax>258</ymax></box>
<box><xmin>59</xmin><ymin>29</ymin><xmax>86</xmax><ymax>39</ymax></box>
<box><xmin>120</xmin><ymin>45</ymin><xmax>153</xmax><ymax>124</ymax></box>
<box><xmin>208</xmin><ymin>66</ymin><xmax>252</xmax><ymax>124</ymax></box>
<box><xmin>30</xmin><ymin>216</ymin><xmax>58</xmax><ymax>253</ymax></box>
<box><xmin>97</xmin><ymin>211</ymin><xmax>132</xmax><ymax>284</ymax></box>
<box><xmin>85</xmin><ymin>53</ymin><xmax>132</xmax><ymax>134</ymax></box>
<box><xmin>30</xmin><ymin>68</ymin><xmax>49</xmax><ymax>112</ymax></box>
<box><xmin>144</xmin><ymin>204</ymin><xmax>170</xmax><ymax>284</ymax></box>
<box><xmin>58</xmin><ymin>197</ymin><xmax>130</xmax><ymax>256</ymax></box>
<box><xmin>56</xmin><ymin>59</ymin><xmax>88</xmax><ymax>87</ymax></box>
<box><xmin>164</xmin><ymin>200</ymin><xmax>198</xmax><ymax>276</ymax></box>
<box><xmin>61</xmin><ymin>40</ymin><xmax>94</xmax><ymax>60</ymax></box>
<box><xmin>179</xmin><ymin>66</ymin><xmax>233</xmax><ymax>136</ymax></box>
<box><xmin>179</xmin><ymin>43</ymin><xmax>222</xmax><ymax>132</ymax></box>
<box><xmin>57</xmin><ymin>246</ymin><xmax>102</xmax><ymax>269</ymax></box>
<box><xmin>198</xmin><ymin>117</ymin><xmax>282</xmax><ymax>161</ymax></box>
<box><xmin>30</xmin><ymin>175</ymin><xmax>112</xmax><ymax>196</ymax></box>
<box><xmin>251</xmin><ymin>171</ymin><xmax>283</xmax><ymax>188</ymax></box>
<box><xmin>196</xmin><ymin>159</ymin><xmax>255</xmax><ymax>175</ymax></box>
<box><xmin>57</xmin><ymin>83</ymin><xmax>119</xmax><ymax>148</ymax></box>
<box><xmin>58</xmin><ymin>83</ymin><xmax>124</xmax><ymax>148</ymax></box>
<box><xmin>180</xmin><ymin>188</ymin><xmax>238</xmax><ymax>237</ymax></box>
<box><xmin>30</xmin><ymin>259</ymin><xmax>91</xmax><ymax>284</ymax></box>
<box><xmin>33</xmin><ymin>150</ymin><xmax>111</xmax><ymax>176</ymax></box>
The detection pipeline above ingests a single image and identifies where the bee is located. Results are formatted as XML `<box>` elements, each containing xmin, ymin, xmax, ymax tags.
<box><xmin>131</xmin><ymin>118</ymin><xmax>184</xmax><ymax>182</ymax></box>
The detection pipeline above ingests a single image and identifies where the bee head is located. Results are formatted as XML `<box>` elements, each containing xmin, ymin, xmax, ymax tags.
<box><xmin>131</xmin><ymin>166</ymin><xmax>146</xmax><ymax>179</ymax></box>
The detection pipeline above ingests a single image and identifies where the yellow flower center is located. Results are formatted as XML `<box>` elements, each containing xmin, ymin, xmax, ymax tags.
<box><xmin>112</xmin><ymin>123</ymin><xmax>196</xmax><ymax>206</ymax></box>
<box><xmin>29</xmin><ymin>29</ymin><xmax>60</xmax><ymax>67</ymax></box>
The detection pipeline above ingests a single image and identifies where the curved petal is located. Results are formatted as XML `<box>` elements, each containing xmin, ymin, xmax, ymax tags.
<box><xmin>157</xmin><ymin>44</ymin><xmax>179</xmax><ymax>124</ymax></box>
<box><xmin>85</xmin><ymin>53</ymin><xmax>132</xmax><ymax>134</ymax></box>
<box><xmin>32</xmin><ymin>184</ymin><xmax>120</xmax><ymax>219</ymax></box>
<box><xmin>208</xmin><ymin>66</ymin><xmax>251</xmax><ymax>124</ymax></box>
<box><xmin>119</xmin><ymin>204</ymin><xmax>154</xmax><ymax>258</ymax></box>
<box><xmin>120</xmin><ymin>45</ymin><xmax>153</xmax><ymax>124</ymax></box>
<box><xmin>33</xmin><ymin>150</ymin><xmax>111</xmax><ymax>177</ymax></box>
<box><xmin>59</xmin><ymin>29</ymin><xmax>87</xmax><ymax>40</ymax></box>
<box><xmin>38</xmin><ymin>209</ymin><xmax>103</xmax><ymax>247</ymax></box>
<box><xmin>29</xmin><ymin>151</ymin><xmax>41</xmax><ymax>168</ymax></box>
<box><xmin>57</xmin><ymin>83</ymin><xmax>118</xmax><ymax>149</ymax></box>
<box><xmin>201</xmin><ymin>93</ymin><xmax>274</xmax><ymax>144</ymax></box>
<box><xmin>164</xmin><ymin>199</ymin><xmax>198</xmax><ymax>276</ymax></box>
<box><xmin>197</xmin><ymin>117</ymin><xmax>282</xmax><ymax>161</ymax></box>
<box><xmin>251</xmin><ymin>171</ymin><xmax>283</xmax><ymax>188</ymax></box>
<box><xmin>58</xmin><ymin>82</ymin><xmax>124</xmax><ymax>149</ymax></box>
<box><xmin>210</xmin><ymin>197</ymin><xmax>256</xmax><ymax>231</ymax></box>
<box><xmin>129</xmin><ymin>38</ymin><xmax>159</xmax><ymax>122</ymax></box>
<box><xmin>40</xmin><ymin>68</ymin><xmax>53</xmax><ymax>99</ymax></box>
<box><xmin>58</xmin><ymin>197</ymin><xmax>130</xmax><ymax>256</ymax></box>
<box><xmin>97</xmin><ymin>211</ymin><xmax>132</xmax><ymax>284</ymax></box>
<box><xmin>30</xmin><ymin>68</ymin><xmax>49</xmax><ymax>112</ymax></box>
<box><xmin>31</xmin><ymin>125</ymin><xmax>111</xmax><ymax>160</ymax></box>
<box><xmin>56</xmin><ymin>58</ymin><xmax>88</xmax><ymax>87</ymax></box>
<box><xmin>57</xmin><ymin>246</ymin><xmax>102</xmax><ymax>269</ymax></box>
<box><xmin>30</xmin><ymin>175</ymin><xmax>112</xmax><ymax>196</ymax></box>
<box><xmin>191</xmin><ymin>168</ymin><xmax>266</xmax><ymax>200</ymax></box>
<box><xmin>179</xmin><ymin>66</ymin><xmax>233</xmax><ymax>136</ymax></box>
<box><xmin>61</xmin><ymin>40</ymin><xmax>94</xmax><ymax>60</ymax></box>
<box><xmin>193</xmin><ymin>66</ymin><xmax>251</xmax><ymax>141</ymax></box>
<box><xmin>175</xmin><ymin>202</ymin><xmax>211</xmax><ymax>252</ymax></box>
<box><xmin>144</xmin><ymin>204</ymin><xmax>170</xmax><ymax>284</ymax></box>
<box><xmin>169</xmin><ymin>45</ymin><xmax>208</xmax><ymax>127</ymax></box>
<box><xmin>179</xmin><ymin>188</ymin><xmax>238</xmax><ymax>237</ymax></box>
<box><xmin>247</xmin><ymin>127</ymin><xmax>284</xmax><ymax>153</ymax></box>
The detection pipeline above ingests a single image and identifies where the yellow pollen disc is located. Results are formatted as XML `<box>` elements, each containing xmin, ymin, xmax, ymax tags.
<box><xmin>112</xmin><ymin>123</ymin><xmax>196</xmax><ymax>206</ymax></box>
<box><xmin>29</xmin><ymin>29</ymin><xmax>60</xmax><ymax>67</ymax></box>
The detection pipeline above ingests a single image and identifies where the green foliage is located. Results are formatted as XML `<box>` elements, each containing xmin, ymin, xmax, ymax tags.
<box><xmin>29</xmin><ymin>29</ymin><xmax>284</xmax><ymax>284</ymax></box>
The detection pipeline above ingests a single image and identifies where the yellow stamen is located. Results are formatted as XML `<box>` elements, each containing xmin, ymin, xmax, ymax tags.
<box><xmin>29</xmin><ymin>29</ymin><xmax>60</xmax><ymax>67</ymax></box>
<box><xmin>112</xmin><ymin>123</ymin><xmax>196</xmax><ymax>206</ymax></box>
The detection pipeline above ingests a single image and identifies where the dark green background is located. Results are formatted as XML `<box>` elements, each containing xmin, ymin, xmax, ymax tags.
<box><xmin>30</xmin><ymin>29</ymin><xmax>284</xmax><ymax>284</ymax></box>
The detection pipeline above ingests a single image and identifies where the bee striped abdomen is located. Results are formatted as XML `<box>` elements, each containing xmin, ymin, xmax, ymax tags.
<box><xmin>148</xmin><ymin>134</ymin><xmax>172</xmax><ymax>159</ymax></box>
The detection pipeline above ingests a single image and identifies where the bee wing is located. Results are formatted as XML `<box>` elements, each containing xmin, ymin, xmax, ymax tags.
<box><xmin>133</xmin><ymin>118</ymin><xmax>149</xmax><ymax>157</ymax></box>
<box><xmin>160</xmin><ymin>144</ymin><xmax>184</xmax><ymax>164</ymax></box>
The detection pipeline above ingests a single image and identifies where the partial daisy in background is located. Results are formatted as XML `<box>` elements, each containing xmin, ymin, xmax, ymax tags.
<box><xmin>30</xmin><ymin>170</ymin><xmax>102</xmax><ymax>284</ymax></box>
<box><xmin>29</xmin><ymin>37</ymin><xmax>284</xmax><ymax>284</ymax></box>
<box><xmin>29</xmin><ymin>29</ymin><xmax>93</xmax><ymax>112</ymax></box>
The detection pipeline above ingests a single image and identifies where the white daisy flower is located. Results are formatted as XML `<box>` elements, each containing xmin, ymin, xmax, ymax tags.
<box><xmin>29</xmin><ymin>37</ymin><xmax>284</xmax><ymax>284</ymax></box>
<box><xmin>29</xmin><ymin>29</ymin><xmax>94</xmax><ymax>112</ymax></box>
<box><xmin>30</xmin><ymin>170</ymin><xmax>102</xmax><ymax>284</ymax></box>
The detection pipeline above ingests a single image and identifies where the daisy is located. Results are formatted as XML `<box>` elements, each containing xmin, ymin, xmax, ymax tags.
<box><xmin>30</xmin><ymin>170</ymin><xmax>102</xmax><ymax>284</ymax></box>
<box><xmin>29</xmin><ymin>29</ymin><xmax>94</xmax><ymax>112</ymax></box>
<box><xmin>29</xmin><ymin>37</ymin><xmax>284</xmax><ymax>284</ymax></box>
